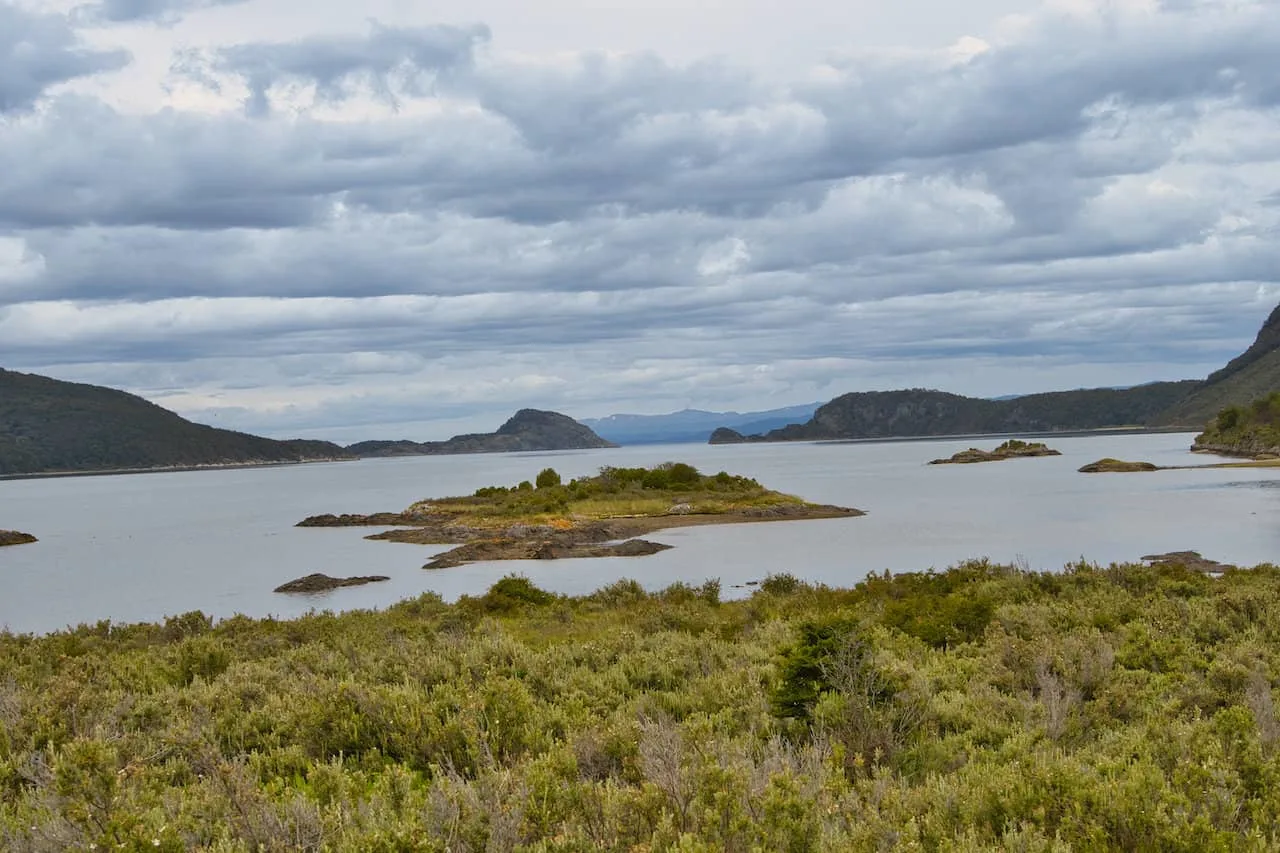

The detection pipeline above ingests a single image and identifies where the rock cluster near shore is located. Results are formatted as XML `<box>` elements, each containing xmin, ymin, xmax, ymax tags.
<box><xmin>929</xmin><ymin>439</ymin><xmax>1061</xmax><ymax>465</ymax></box>
<box><xmin>0</xmin><ymin>530</ymin><xmax>37</xmax><ymax>547</ymax></box>
<box><xmin>274</xmin><ymin>573</ymin><xmax>390</xmax><ymax>593</ymax></box>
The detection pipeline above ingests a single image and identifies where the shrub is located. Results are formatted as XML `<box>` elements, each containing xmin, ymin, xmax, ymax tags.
<box><xmin>536</xmin><ymin>468</ymin><xmax>562</xmax><ymax>489</ymax></box>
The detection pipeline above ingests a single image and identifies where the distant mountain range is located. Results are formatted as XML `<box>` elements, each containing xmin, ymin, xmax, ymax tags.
<box><xmin>348</xmin><ymin>409</ymin><xmax>616</xmax><ymax>457</ymax></box>
<box><xmin>6</xmin><ymin>301</ymin><xmax>1279</xmax><ymax>474</ymax></box>
<box><xmin>581</xmin><ymin>404</ymin><xmax>821</xmax><ymax>445</ymax></box>
<box><xmin>711</xmin><ymin>303</ymin><xmax>1280</xmax><ymax>443</ymax></box>
<box><xmin>0</xmin><ymin>368</ymin><xmax>352</xmax><ymax>477</ymax></box>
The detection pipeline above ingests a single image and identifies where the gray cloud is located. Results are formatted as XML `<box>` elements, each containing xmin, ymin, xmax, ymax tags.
<box><xmin>0</xmin><ymin>3</ymin><xmax>129</xmax><ymax>114</ymax></box>
<box><xmin>3</xmin><ymin>0</ymin><xmax>1280</xmax><ymax>438</ymax></box>
<box><xmin>73</xmin><ymin>0</ymin><xmax>247</xmax><ymax>26</ymax></box>
<box><xmin>174</xmin><ymin>22</ymin><xmax>491</xmax><ymax>115</ymax></box>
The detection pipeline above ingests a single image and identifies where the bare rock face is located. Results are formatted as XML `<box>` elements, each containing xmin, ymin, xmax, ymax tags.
<box><xmin>0</xmin><ymin>530</ymin><xmax>37</xmax><ymax>547</ymax></box>
<box><xmin>273</xmin><ymin>573</ymin><xmax>390</xmax><ymax>593</ymax></box>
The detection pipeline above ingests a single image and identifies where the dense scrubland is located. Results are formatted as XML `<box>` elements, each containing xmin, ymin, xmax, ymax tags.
<box><xmin>5</xmin><ymin>557</ymin><xmax>1280</xmax><ymax>850</ymax></box>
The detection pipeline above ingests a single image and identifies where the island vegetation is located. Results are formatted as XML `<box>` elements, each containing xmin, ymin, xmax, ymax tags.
<box><xmin>0</xmin><ymin>529</ymin><xmax>37</xmax><ymax>547</ymax></box>
<box><xmin>928</xmin><ymin>439</ymin><xmax>1061</xmax><ymax>465</ymax></box>
<box><xmin>299</xmin><ymin>463</ymin><xmax>861</xmax><ymax>570</ymax></box>
<box><xmin>4</xmin><ymin>557</ymin><xmax>1280</xmax><ymax>849</ymax></box>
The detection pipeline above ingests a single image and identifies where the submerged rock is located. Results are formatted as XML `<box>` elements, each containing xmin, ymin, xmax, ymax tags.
<box><xmin>274</xmin><ymin>573</ymin><xmax>390</xmax><ymax>593</ymax></box>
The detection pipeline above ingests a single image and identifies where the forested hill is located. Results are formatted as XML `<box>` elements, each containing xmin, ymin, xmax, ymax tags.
<box><xmin>347</xmin><ymin>409</ymin><xmax>617</xmax><ymax>457</ymax></box>
<box><xmin>1154</xmin><ymin>303</ymin><xmax>1280</xmax><ymax>427</ymax></box>
<box><xmin>0</xmin><ymin>369</ymin><xmax>352</xmax><ymax>476</ymax></box>
<box><xmin>725</xmin><ymin>382</ymin><xmax>1200</xmax><ymax>442</ymax></box>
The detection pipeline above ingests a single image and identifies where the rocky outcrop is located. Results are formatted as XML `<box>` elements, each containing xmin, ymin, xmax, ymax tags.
<box><xmin>347</xmin><ymin>409</ymin><xmax>617</xmax><ymax>457</ymax></box>
<box><xmin>273</xmin><ymin>573</ymin><xmax>390</xmax><ymax>593</ymax></box>
<box><xmin>929</xmin><ymin>440</ymin><xmax>1061</xmax><ymax>465</ymax></box>
<box><xmin>1190</xmin><ymin>440</ymin><xmax>1280</xmax><ymax>460</ymax></box>
<box><xmin>1078</xmin><ymin>458</ymin><xmax>1160</xmax><ymax>473</ymax></box>
<box><xmin>0</xmin><ymin>530</ymin><xmax>37</xmax><ymax>546</ymax></box>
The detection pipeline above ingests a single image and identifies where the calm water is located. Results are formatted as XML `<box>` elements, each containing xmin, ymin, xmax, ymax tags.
<box><xmin>2</xmin><ymin>433</ymin><xmax>1278</xmax><ymax>635</ymax></box>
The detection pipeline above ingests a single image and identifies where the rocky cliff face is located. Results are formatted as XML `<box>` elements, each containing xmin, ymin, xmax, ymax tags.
<box><xmin>348</xmin><ymin>409</ymin><xmax>617</xmax><ymax>457</ymax></box>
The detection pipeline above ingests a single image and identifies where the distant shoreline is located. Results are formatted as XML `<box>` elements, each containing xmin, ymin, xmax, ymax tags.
<box><xmin>807</xmin><ymin>426</ymin><xmax>1198</xmax><ymax>446</ymax></box>
<box><xmin>0</xmin><ymin>457</ymin><xmax>354</xmax><ymax>483</ymax></box>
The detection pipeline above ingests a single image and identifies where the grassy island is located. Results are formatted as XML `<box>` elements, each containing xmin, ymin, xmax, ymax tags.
<box><xmin>929</xmin><ymin>438</ymin><xmax>1061</xmax><ymax>465</ymax></box>
<box><xmin>1079</xmin><ymin>458</ymin><xmax>1160</xmax><ymax>473</ymax></box>
<box><xmin>299</xmin><ymin>464</ymin><xmax>861</xmax><ymax>570</ymax></box>
<box><xmin>0</xmin><ymin>529</ymin><xmax>36</xmax><ymax>547</ymax></box>
<box><xmin>5</xmin><ymin>558</ymin><xmax>1280</xmax><ymax>849</ymax></box>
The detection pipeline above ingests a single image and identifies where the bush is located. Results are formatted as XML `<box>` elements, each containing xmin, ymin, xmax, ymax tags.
<box><xmin>536</xmin><ymin>468</ymin><xmax>562</xmax><ymax>489</ymax></box>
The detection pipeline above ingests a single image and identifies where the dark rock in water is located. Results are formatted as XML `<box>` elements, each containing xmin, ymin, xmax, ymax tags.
<box><xmin>709</xmin><ymin>427</ymin><xmax>748</xmax><ymax>444</ymax></box>
<box><xmin>1140</xmin><ymin>551</ymin><xmax>1233</xmax><ymax>574</ymax></box>
<box><xmin>1079</xmin><ymin>458</ymin><xmax>1160</xmax><ymax>473</ymax></box>
<box><xmin>274</xmin><ymin>573</ymin><xmax>390</xmax><ymax>593</ymax></box>
<box><xmin>0</xmin><ymin>530</ymin><xmax>37</xmax><ymax>547</ymax></box>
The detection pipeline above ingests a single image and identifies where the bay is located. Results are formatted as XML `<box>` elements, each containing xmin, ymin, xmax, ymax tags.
<box><xmin>2</xmin><ymin>432</ymin><xmax>1278</xmax><ymax>635</ymax></box>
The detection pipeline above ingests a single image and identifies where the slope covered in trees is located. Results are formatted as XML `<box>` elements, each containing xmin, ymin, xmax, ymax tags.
<box><xmin>4</xmin><ymin>559</ymin><xmax>1280</xmax><ymax>849</ymax></box>
<box><xmin>0</xmin><ymin>369</ymin><xmax>351</xmax><ymax>476</ymax></box>
<box><xmin>732</xmin><ymin>382</ymin><xmax>1198</xmax><ymax>442</ymax></box>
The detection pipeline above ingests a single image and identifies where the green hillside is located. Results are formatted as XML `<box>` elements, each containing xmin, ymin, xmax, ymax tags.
<box><xmin>749</xmin><ymin>382</ymin><xmax>1198</xmax><ymax>442</ymax></box>
<box><xmin>0</xmin><ymin>369</ymin><xmax>351</xmax><ymax>476</ymax></box>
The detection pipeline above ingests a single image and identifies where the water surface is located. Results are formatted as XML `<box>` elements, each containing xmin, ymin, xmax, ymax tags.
<box><xmin>2</xmin><ymin>433</ymin><xmax>1277</xmax><ymax>634</ymax></box>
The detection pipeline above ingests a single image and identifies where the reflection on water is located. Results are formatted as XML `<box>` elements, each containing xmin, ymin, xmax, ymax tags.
<box><xmin>2</xmin><ymin>432</ymin><xmax>1278</xmax><ymax>634</ymax></box>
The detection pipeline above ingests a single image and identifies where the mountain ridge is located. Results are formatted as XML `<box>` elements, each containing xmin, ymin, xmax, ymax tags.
<box><xmin>0</xmin><ymin>368</ymin><xmax>353</xmax><ymax>477</ymax></box>
<box><xmin>346</xmin><ymin>409</ymin><xmax>617</xmax><ymax>457</ymax></box>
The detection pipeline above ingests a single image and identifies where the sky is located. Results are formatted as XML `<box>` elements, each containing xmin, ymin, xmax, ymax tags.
<box><xmin>2</xmin><ymin>0</ymin><xmax>1279</xmax><ymax>442</ymax></box>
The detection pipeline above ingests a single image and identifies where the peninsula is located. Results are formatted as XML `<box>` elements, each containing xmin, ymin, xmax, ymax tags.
<box><xmin>299</xmin><ymin>463</ymin><xmax>861</xmax><ymax>569</ymax></box>
<box><xmin>928</xmin><ymin>439</ymin><xmax>1061</xmax><ymax>465</ymax></box>
<box><xmin>0</xmin><ymin>368</ymin><xmax>352</xmax><ymax>477</ymax></box>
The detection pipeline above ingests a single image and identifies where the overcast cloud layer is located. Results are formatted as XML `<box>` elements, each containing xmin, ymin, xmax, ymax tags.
<box><xmin>2</xmin><ymin>0</ymin><xmax>1278</xmax><ymax>441</ymax></box>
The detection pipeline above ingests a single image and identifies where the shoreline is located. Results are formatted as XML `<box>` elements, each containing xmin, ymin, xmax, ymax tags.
<box><xmin>0</xmin><ymin>457</ymin><xmax>355</xmax><ymax>482</ymax></box>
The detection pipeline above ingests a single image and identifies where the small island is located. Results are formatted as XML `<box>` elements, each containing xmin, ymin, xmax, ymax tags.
<box><xmin>274</xmin><ymin>573</ymin><xmax>390</xmax><ymax>593</ymax></box>
<box><xmin>0</xmin><ymin>530</ymin><xmax>37</xmax><ymax>547</ymax></box>
<box><xmin>299</xmin><ymin>463</ymin><xmax>862</xmax><ymax>570</ymax></box>
<box><xmin>1079</xmin><ymin>458</ymin><xmax>1160</xmax><ymax>473</ymax></box>
<box><xmin>928</xmin><ymin>439</ymin><xmax>1061</xmax><ymax>465</ymax></box>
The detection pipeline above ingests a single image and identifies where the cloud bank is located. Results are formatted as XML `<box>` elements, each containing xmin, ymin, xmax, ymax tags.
<box><xmin>1</xmin><ymin>0</ymin><xmax>1278</xmax><ymax>439</ymax></box>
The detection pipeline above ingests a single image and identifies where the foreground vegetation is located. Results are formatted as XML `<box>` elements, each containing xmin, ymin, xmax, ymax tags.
<box><xmin>1194</xmin><ymin>391</ymin><xmax>1280</xmax><ymax>458</ymax></box>
<box><xmin>6</xmin><ymin>557</ymin><xmax>1280</xmax><ymax>850</ymax></box>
